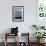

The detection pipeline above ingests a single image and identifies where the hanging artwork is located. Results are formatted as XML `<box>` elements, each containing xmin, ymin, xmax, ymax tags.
<box><xmin>12</xmin><ymin>6</ymin><xmax>24</xmax><ymax>22</ymax></box>
<box><xmin>37</xmin><ymin>0</ymin><xmax>46</xmax><ymax>18</ymax></box>
<box><xmin>36</xmin><ymin>0</ymin><xmax>46</xmax><ymax>26</ymax></box>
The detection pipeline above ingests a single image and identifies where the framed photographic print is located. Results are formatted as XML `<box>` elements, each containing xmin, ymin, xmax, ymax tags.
<box><xmin>12</xmin><ymin>6</ymin><xmax>24</xmax><ymax>22</ymax></box>
<box><xmin>36</xmin><ymin>0</ymin><xmax>46</xmax><ymax>26</ymax></box>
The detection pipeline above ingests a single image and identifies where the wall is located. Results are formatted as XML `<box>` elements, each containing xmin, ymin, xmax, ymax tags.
<box><xmin>0</xmin><ymin>0</ymin><xmax>36</xmax><ymax>42</ymax></box>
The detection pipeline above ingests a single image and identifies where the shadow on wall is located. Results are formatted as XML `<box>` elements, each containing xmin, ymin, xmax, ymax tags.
<box><xmin>29</xmin><ymin>25</ymin><xmax>38</xmax><ymax>42</ymax></box>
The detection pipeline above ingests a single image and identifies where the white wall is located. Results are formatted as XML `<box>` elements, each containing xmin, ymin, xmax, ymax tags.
<box><xmin>0</xmin><ymin>0</ymin><xmax>37</xmax><ymax>42</ymax></box>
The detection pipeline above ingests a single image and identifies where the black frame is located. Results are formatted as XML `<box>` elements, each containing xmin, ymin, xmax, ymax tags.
<box><xmin>12</xmin><ymin>6</ymin><xmax>24</xmax><ymax>22</ymax></box>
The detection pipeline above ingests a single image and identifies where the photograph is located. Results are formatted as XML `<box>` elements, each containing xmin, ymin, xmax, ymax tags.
<box><xmin>0</xmin><ymin>0</ymin><xmax>46</xmax><ymax>46</ymax></box>
<box><xmin>12</xmin><ymin>6</ymin><xmax>24</xmax><ymax>22</ymax></box>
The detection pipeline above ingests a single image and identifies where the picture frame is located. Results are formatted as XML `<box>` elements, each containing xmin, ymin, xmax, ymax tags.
<box><xmin>36</xmin><ymin>0</ymin><xmax>46</xmax><ymax>26</ymax></box>
<box><xmin>12</xmin><ymin>6</ymin><xmax>24</xmax><ymax>22</ymax></box>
